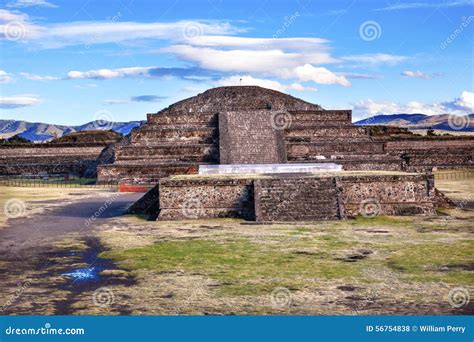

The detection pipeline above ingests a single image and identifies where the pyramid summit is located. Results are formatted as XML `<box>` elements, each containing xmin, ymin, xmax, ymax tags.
<box><xmin>156</xmin><ymin>86</ymin><xmax>323</xmax><ymax>114</ymax></box>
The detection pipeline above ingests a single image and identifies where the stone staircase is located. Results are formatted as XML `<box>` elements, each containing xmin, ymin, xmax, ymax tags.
<box><xmin>97</xmin><ymin>112</ymin><xmax>219</xmax><ymax>182</ymax></box>
<box><xmin>284</xmin><ymin>110</ymin><xmax>401</xmax><ymax>170</ymax></box>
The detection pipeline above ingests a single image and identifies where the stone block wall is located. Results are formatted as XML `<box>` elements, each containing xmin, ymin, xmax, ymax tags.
<box><xmin>254</xmin><ymin>177</ymin><xmax>341</xmax><ymax>221</ymax></box>
<box><xmin>337</xmin><ymin>174</ymin><xmax>435</xmax><ymax>217</ymax></box>
<box><xmin>0</xmin><ymin>144</ymin><xmax>106</xmax><ymax>176</ymax></box>
<box><xmin>158</xmin><ymin>178</ymin><xmax>254</xmax><ymax>220</ymax></box>
<box><xmin>385</xmin><ymin>137</ymin><xmax>474</xmax><ymax>151</ymax></box>
<box><xmin>150</xmin><ymin>172</ymin><xmax>437</xmax><ymax>222</ymax></box>
<box><xmin>219</xmin><ymin>110</ymin><xmax>285</xmax><ymax>164</ymax></box>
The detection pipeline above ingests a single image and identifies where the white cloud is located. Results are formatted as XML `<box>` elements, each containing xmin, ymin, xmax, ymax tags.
<box><xmin>163</xmin><ymin>44</ymin><xmax>337</xmax><ymax>73</ymax></box>
<box><xmin>449</xmin><ymin>91</ymin><xmax>474</xmax><ymax>112</ymax></box>
<box><xmin>20</xmin><ymin>72</ymin><xmax>60</xmax><ymax>81</ymax></box>
<box><xmin>163</xmin><ymin>44</ymin><xmax>348</xmax><ymax>86</ymax></box>
<box><xmin>0</xmin><ymin>9</ymin><xmax>239</xmax><ymax>48</ymax></box>
<box><xmin>401</xmin><ymin>70</ymin><xmax>441</xmax><ymax>80</ymax></box>
<box><xmin>0</xmin><ymin>10</ymin><xmax>43</xmax><ymax>40</ymax></box>
<box><xmin>375</xmin><ymin>0</ymin><xmax>473</xmax><ymax>11</ymax></box>
<box><xmin>342</xmin><ymin>53</ymin><xmax>408</xmax><ymax>65</ymax></box>
<box><xmin>0</xmin><ymin>94</ymin><xmax>40</xmax><ymax>108</ymax></box>
<box><xmin>7</xmin><ymin>0</ymin><xmax>57</xmax><ymax>8</ymax></box>
<box><xmin>215</xmin><ymin>75</ymin><xmax>317</xmax><ymax>92</ymax></box>
<box><xmin>182</xmin><ymin>36</ymin><xmax>330</xmax><ymax>51</ymax></box>
<box><xmin>293</xmin><ymin>64</ymin><xmax>350</xmax><ymax>87</ymax></box>
<box><xmin>103</xmin><ymin>99</ymin><xmax>130</xmax><ymax>105</ymax></box>
<box><xmin>0</xmin><ymin>9</ymin><xmax>395</xmax><ymax>89</ymax></box>
<box><xmin>353</xmin><ymin>91</ymin><xmax>474</xmax><ymax>119</ymax></box>
<box><xmin>0</xmin><ymin>70</ymin><xmax>14</xmax><ymax>83</ymax></box>
<box><xmin>67</xmin><ymin>67</ymin><xmax>154</xmax><ymax>80</ymax></box>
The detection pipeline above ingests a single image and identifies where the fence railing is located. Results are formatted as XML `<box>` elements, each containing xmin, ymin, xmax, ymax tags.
<box><xmin>0</xmin><ymin>176</ymin><xmax>118</xmax><ymax>189</ymax></box>
<box><xmin>433</xmin><ymin>170</ymin><xmax>474</xmax><ymax>180</ymax></box>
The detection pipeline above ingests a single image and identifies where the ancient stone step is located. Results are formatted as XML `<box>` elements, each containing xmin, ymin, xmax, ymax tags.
<box><xmin>97</xmin><ymin>163</ymin><xmax>211</xmax><ymax>182</ymax></box>
<box><xmin>288</xmin><ymin>154</ymin><xmax>403</xmax><ymax>171</ymax></box>
<box><xmin>147</xmin><ymin>112</ymin><xmax>218</xmax><ymax>125</ymax></box>
<box><xmin>288</xmin><ymin>110</ymin><xmax>352</xmax><ymax>123</ymax></box>
<box><xmin>130</xmin><ymin>127</ymin><xmax>217</xmax><ymax>144</ymax></box>
<box><xmin>115</xmin><ymin>144</ymin><xmax>218</xmax><ymax>159</ymax></box>
<box><xmin>286</xmin><ymin>135</ymin><xmax>372</xmax><ymax>143</ymax></box>
<box><xmin>285</xmin><ymin>126</ymin><xmax>370</xmax><ymax>141</ymax></box>
<box><xmin>115</xmin><ymin>154</ymin><xmax>216</xmax><ymax>164</ymax></box>
<box><xmin>286</xmin><ymin>141</ymin><xmax>385</xmax><ymax>157</ymax></box>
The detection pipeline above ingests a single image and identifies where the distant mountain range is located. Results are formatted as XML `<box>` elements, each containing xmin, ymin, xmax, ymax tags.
<box><xmin>355</xmin><ymin>113</ymin><xmax>474</xmax><ymax>132</ymax></box>
<box><xmin>1</xmin><ymin>113</ymin><xmax>473</xmax><ymax>143</ymax></box>
<box><xmin>0</xmin><ymin>119</ymin><xmax>145</xmax><ymax>142</ymax></box>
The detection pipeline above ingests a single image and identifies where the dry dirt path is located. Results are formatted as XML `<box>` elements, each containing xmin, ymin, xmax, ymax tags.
<box><xmin>0</xmin><ymin>190</ymin><xmax>142</xmax><ymax>315</ymax></box>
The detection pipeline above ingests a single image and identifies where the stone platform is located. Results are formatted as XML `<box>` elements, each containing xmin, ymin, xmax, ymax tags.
<box><xmin>198</xmin><ymin>163</ymin><xmax>342</xmax><ymax>175</ymax></box>
<box><xmin>128</xmin><ymin>171</ymin><xmax>438</xmax><ymax>222</ymax></box>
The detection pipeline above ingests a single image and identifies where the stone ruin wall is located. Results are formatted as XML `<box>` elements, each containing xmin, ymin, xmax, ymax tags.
<box><xmin>0</xmin><ymin>144</ymin><xmax>106</xmax><ymax>177</ymax></box>
<box><xmin>219</xmin><ymin>110</ymin><xmax>286</xmax><ymax>164</ymax></box>
<box><xmin>385</xmin><ymin>137</ymin><xmax>474</xmax><ymax>171</ymax></box>
<box><xmin>155</xmin><ymin>173</ymin><xmax>436</xmax><ymax>222</ymax></box>
<box><xmin>158</xmin><ymin>178</ymin><xmax>254</xmax><ymax>220</ymax></box>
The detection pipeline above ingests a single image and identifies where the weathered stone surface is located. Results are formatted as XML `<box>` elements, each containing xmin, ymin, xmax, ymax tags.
<box><xmin>97</xmin><ymin>86</ymin><xmax>474</xmax><ymax>182</ymax></box>
<box><xmin>219</xmin><ymin>110</ymin><xmax>285</xmax><ymax>164</ymax></box>
<box><xmin>199</xmin><ymin>163</ymin><xmax>342</xmax><ymax>174</ymax></box>
<box><xmin>157</xmin><ymin>86</ymin><xmax>322</xmax><ymax>114</ymax></box>
<box><xmin>145</xmin><ymin>172</ymin><xmax>437</xmax><ymax>222</ymax></box>
<box><xmin>0</xmin><ymin>145</ymin><xmax>107</xmax><ymax>176</ymax></box>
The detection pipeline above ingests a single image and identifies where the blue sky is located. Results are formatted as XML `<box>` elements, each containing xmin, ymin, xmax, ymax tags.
<box><xmin>0</xmin><ymin>0</ymin><xmax>473</xmax><ymax>125</ymax></box>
